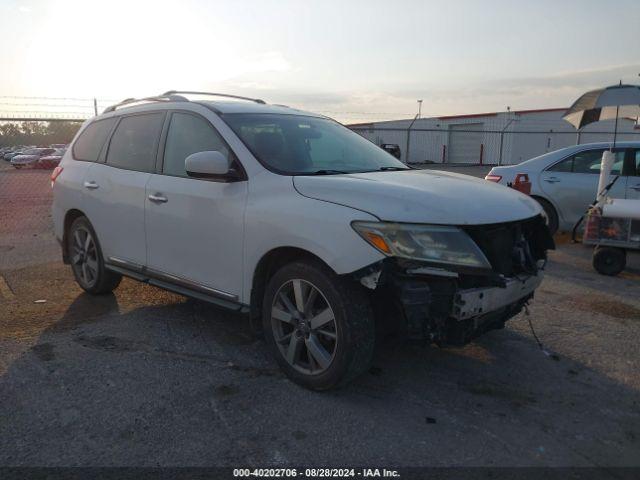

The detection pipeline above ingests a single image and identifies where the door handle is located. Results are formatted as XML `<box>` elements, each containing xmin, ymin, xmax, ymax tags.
<box><xmin>631</xmin><ymin>184</ymin><xmax>640</xmax><ymax>191</ymax></box>
<box><xmin>83</xmin><ymin>181</ymin><xmax>99</xmax><ymax>189</ymax></box>
<box><xmin>544</xmin><ymin>177</ymin><xmax>561</xmax><ymax>183</ymax></box>
<box><xmin>148</xmin><ymin>193</ymin><xmax>168</xmax><ymax>203</ymax></box>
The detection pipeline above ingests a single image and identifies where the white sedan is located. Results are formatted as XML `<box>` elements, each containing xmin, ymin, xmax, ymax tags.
<box><xmin>486</xmin><ymin>142</ymin><xmax>640</xmax><ymax>234</ymax></box>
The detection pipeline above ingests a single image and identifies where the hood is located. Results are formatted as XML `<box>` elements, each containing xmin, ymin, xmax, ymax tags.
<box><xmin>293</xmin><ymin>169</ymin><xmax>542</xmax><ymax>225</ymax></box>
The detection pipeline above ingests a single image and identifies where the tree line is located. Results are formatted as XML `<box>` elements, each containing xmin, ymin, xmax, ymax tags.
<box><xmin>0</xmin><ymin>121</ymin><xmax>82</xmax><ymax>147</ymax></box>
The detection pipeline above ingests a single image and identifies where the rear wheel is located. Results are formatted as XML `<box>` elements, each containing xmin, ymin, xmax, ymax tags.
<box><xmin>262</xmin><ymin>260</ymin><xmax>375</xmax><ymax>390</ymax></box>
<box><xmin>592</xmin><ymin>246</ymin><xmax>626</xmax><ymax>276</ymax></box>
<box><xmin>534</xmin><ymin>197</ymin><xmax>559</xmax><ymax>235</ymax></box>
<box><xmin>68</xmin><ymin>217</ymin><xmax>122</xmax><ymax>294</ymax></box>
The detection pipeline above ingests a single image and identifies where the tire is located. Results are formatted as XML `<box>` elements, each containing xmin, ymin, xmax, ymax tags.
<box><xmin>534</xmin><ymin>197</ymin><xmax>559</xmax><ymax>235</ymax></box>
<box><xmin>67</xmin><ymin>216</ymin><xmax>122</xmax><ymax>294</ymax></box>
<box><xmin>592</xmin><ymin>246</ymin><xmax>626</xmax><ymax>276</ymax></box>
<box><xmin>262</xmin><ymin>260</ymin><xmax>375</xmax><ymax>391</ymax></box>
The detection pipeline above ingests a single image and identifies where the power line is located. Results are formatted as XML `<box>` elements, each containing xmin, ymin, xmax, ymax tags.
<box><xmin>0</xmin><ymin>95</ymin><xmax>119</xmax><ymax>102</ymax></box>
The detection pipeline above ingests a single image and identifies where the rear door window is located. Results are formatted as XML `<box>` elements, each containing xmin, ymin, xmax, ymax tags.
<box><xmin>106</xmin><ymin>112</ymin><xmax>165</xmax><ymax>172</ymax></box>
<box><xmin>72</xmin><ymin>118</ymin><xmax>116</xmax><ymax>161</ymax></box>
<box><xmin>548</xmin><ymin>149</ymin><xmax>624</xmax><ymax>175</ymax></box>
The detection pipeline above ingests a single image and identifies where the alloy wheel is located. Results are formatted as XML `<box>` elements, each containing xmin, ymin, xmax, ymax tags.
<box><xmin>271</xmin><ymin>279</ymin><xmax>338</xmax><ymax>375</ymax></box>
<box><xmin>70</xmin><ymin>227</ymin><xmax>99</xmax><ymax>288</ymax></box>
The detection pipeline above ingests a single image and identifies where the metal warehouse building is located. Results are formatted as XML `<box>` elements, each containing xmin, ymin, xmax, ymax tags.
<box><xmin>349</xmin><ymin>108</ymin><xmax>640</xmax><ymax>165</ymax></box>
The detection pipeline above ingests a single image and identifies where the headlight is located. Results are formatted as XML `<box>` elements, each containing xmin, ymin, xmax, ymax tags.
<box><xmin>352</xmin><ymin>221</ymin><xmax>491</xmax><ymax>269</ymax></box>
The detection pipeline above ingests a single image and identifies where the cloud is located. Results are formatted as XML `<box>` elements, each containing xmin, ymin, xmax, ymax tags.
<box><xmin>506</xmin><ymin>63</ymin><xmax>640</xmax><ymax>90</ymax></box>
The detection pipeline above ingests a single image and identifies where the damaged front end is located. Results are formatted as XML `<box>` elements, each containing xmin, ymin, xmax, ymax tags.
<box><xmin>353</xmin><ymin>215</ymin><xmax>554</xmax><ymax>346</ymax></box>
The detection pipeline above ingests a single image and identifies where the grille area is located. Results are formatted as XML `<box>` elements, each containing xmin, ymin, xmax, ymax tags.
<box><xmin>464</xmin><ymin>215</ymin><xmax>554</xmax><ymax>276</ymax></box>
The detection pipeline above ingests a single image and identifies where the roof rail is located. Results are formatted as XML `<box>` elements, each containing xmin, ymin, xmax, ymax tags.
<box><xmin>162</xmin><ymin>90</ymin><xmax>266</xmax><ymax>105</ymax></box>
<box><xmin>103</xmin><ymin>94</ymin><xmax>188</xmax><ymax>113</ymax></box>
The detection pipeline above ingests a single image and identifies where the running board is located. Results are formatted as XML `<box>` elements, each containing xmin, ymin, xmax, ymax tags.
<box><xmin>105</xmin><ymin>261</ymin><xmax>247</xmax><ymax>313</ymax></box>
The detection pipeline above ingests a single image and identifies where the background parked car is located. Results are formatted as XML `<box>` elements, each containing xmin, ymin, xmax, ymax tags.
<box><xmin>37</xmin><ymin>148</ymin><xmax>66</xmax><ymax>169</ymax></box>
<box><xmin>380</xmin><ymin>143</ymin><xmax>402</xmax><ymax>159</ymax></box>
<box><xmin>3</xmin><ymin>147</ymin><xmax>28</xmax><ymax>161</ymax></box>
<box><xmin>10</xmin><ymin>147</ymin><xmax>56</xmax><ymax>169</ymax></box>
<box><xmin>486</xmin><ymin>142</ymin><xmax>640</xmax><ymax>234</ymax></box>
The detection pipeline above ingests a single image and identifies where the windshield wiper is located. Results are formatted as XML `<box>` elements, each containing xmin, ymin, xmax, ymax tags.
<box><xmin>306</xmin><ymin>169</ymin><xmax>350</xmax><ymax>175</ymax></box>
<box><xmin>376</xmin><ymin>166</ymin><xmax>412</xmax><ymax>171</ymax></box>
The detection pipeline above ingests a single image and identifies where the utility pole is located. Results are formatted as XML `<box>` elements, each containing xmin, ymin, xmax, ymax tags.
<box><xmin>93</xmin><ymin>98</ymin><xmax>98</xmax><ymax>116</ymax></box>
<box><xmin>417</xmin><ymin>99</ymin><xmax>423</xmax><ymax>119</ymax></box>
<box><xmin>498</xmin><ymin>110</ymin><xmax>516</xmax><ymax>166</ymax></box>
<box><xmin>405</xmin><ymin>113</ymin><xmax>419</xmax><ymax>164</ymax></box>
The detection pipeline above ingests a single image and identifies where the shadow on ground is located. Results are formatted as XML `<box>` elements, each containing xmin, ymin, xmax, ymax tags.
<box><xmin>1</xmin><ymin>275</ymin><xmax>639</xmax><ymax>469</ymax></box>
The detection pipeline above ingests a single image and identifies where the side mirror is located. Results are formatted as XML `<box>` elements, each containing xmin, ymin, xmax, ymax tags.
<box><xmin>185</xmin><ymin>151</ymin><xmax>240</xmax><ymax>181</ymax></box>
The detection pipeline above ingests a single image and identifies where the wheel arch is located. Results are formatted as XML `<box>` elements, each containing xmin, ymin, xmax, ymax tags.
<box><xmin>249</xmin><ymin>246</ymin><xmax>334</xmax><ymax>328</ymax></box>
<box><xmin>529</xmin><ymin>193</ymin><xmax>555</xmax><ymax>208</ymax></box>
<box><xmin>530</xmin><ymin>194</ymin><xmax>562</xmax><ymax>223</ymax></box>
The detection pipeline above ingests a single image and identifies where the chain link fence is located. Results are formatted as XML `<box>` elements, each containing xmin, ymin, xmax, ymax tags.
<box><xmin>350</xmin><ymin>120</ymin><xmax>640</xmax><ymax>165</ymax></box>
<box><xmin>0</xmin><ymin>119</ymin><xmax>83</xmax><ymax>269</ymax></box>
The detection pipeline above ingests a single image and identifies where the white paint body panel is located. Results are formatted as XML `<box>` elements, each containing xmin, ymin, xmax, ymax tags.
<box><xmin>83</xmin><ymin>163</ymin><xmax>150</xmax><ymax>266</ymax></box>
<box><xmin>294</xmin><ymin>169</ymin><xmax>542</xmax><ymax>225</ymax></box>
<box><xmin>145</xmin><ymin>174</ymin><xmax>248</xmax><ymax>298</ymax></box>
<box><xmin>241</xmin><ymin>171</ymin><xmax>383</xmax><ymax>303</ymax></box>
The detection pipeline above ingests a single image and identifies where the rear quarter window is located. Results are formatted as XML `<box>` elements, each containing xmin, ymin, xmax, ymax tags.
<box><xmin>72</xmin><ymin>118</ymin><xmax>117</xmax><ymax>162</ymax></box>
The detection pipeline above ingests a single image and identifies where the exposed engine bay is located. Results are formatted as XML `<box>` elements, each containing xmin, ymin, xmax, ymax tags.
<box><xmin>355</xmin><ymin>214</ymin><xmax>555</xmax><ymax>345</ymax></box>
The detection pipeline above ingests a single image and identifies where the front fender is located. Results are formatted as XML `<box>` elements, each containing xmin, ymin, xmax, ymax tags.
<box><xmin>242</xmin><ymin>173</ymin><xmax>384</xmax><ymax>304</ymax></box>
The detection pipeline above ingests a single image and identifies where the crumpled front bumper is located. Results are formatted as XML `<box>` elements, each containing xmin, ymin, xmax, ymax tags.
<box><xmin>451</xmin><ymin>272</ymin><xmax>543</xmax><ymax>321</ymax></box>
<box><xmin>359</xmin><ymin>258</ymin><xmax>543</xmax><ymax>345</ymax></box>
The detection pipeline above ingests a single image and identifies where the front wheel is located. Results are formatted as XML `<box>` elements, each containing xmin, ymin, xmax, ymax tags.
<box><xmin>68</xmin><ymin>216</ymin><xmax>122</xmax><ymax>294</ymax></box>
<box><xmin>262</xmin><ymin>261</ymin><xmax>375</xmax><ymax>390</ymax></box>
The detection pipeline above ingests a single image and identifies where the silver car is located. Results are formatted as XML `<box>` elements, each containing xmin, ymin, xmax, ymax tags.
<box><xmin>486</xmin><ymin>142</ymin><xmax>640</xmax><ymax>234</ymax></box>
<box><xmin>10</xmin><ymin>147</ymin><xmax>56</xmax><ymax>169</ymax></box>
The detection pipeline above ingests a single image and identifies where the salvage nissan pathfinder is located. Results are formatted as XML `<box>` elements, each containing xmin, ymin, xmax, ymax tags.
<box><xmin>51</xmin><ymin>91</ymin><xmax>554</xmax><ymax>390</ymax></box>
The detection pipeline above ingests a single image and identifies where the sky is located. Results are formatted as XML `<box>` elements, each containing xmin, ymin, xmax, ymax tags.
<box><xmin>0</xmin><ymin>0</ymin><xmax>639</xmax><ymax>123</ymax></box>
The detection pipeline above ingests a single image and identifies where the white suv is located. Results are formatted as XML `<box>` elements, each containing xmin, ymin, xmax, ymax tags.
<box><xmin>52</xmin><ymin>91</ymin><xmax>554</xmax><ymax>390</ymax></box>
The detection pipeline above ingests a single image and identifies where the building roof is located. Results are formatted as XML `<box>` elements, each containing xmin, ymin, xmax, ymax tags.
<box><xmin>347</xmin><ymin>107</ymin><xmax>570</xmax><ymax>127</ymax></box>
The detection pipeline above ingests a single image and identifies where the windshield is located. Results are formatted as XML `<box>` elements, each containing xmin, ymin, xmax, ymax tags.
<box><xmin>222</xmin><ymin>113</ymin><xmax>408</xmax><ymax>174</ymax></box>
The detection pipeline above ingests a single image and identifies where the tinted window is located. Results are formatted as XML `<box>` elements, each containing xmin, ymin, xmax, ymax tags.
<box><xmin>106</xmin><ymin>113</ymin><xmax>165</xmax><ymax>172</ymax></box>
<box><xmin>163</xmin><ymin>113</ymin><xmax>231</xmax><ymax>177</ymax></box>
<box><xmin>548</xmin><ymin>149</ymin><xmax>624</xmax><ymax>175</ymax></box>
<box><xmin>633</xmin><ymin>150</ymin><xmax>640</xmax><ymax>176</ymax></box>
<box><xmin>547</xmin><ymin>156</ymin><xmax>573</xmax><ymax>173</ymax></box>
<box><xmin>73</xmin><ymin>118</ymin><xmax>116</xmax><ymax>161</ymax></box>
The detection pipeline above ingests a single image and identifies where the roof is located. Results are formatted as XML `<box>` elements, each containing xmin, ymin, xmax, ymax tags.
<box><xmin>436</xmin><ymin>107</ymin><xmax>568</xmax><ymax>121</ymax></box>
<box><xmin>346</xmin><ymin>107</ymin><xmax>572</xmax><ymax>127</ymax></box>
<box><xmin>196</xmin><ymin>100</ymin><xmax>323</xmax><ymax>117</ymax></box>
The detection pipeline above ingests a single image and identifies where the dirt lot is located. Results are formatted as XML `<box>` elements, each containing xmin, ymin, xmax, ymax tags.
<box><xmin>0</xmin><ymin>165</ymin><xmax>639</xmax><ymax>469</ymax></box>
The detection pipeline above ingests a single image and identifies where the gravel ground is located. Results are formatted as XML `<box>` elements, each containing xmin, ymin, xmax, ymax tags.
<box><xmin>0</xmin><ymin>165</ymin><xmax>639</xmax><ymax>469</ymax></box>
